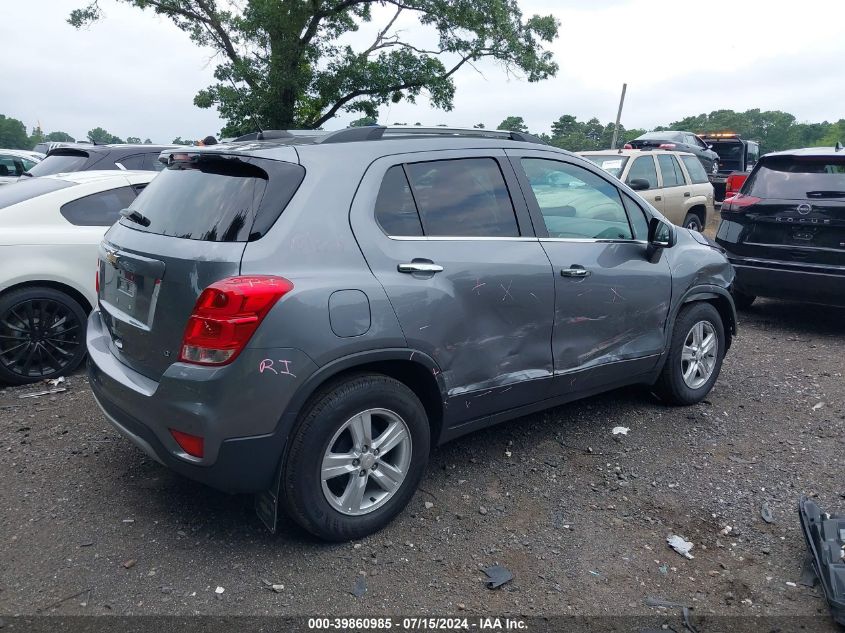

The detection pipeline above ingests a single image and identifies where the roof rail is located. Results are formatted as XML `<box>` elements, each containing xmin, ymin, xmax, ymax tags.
<box><xmin>233</xmin><ymin>130</ymin><xmax>295</xmax><ymax>142</ymax></box>
<box><xmin>317</xmin><ymin>125</ymin><xmax>547</xmax><ymax>145</ymax></box>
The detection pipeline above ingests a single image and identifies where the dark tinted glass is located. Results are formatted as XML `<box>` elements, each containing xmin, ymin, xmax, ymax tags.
<box><xmin>375</xmin><ymin>166</ymin><xmax>423</xmax><ymax>236</ymax></box>
<box><xmin>680</xmin><ymin>155</ymin><xmax>709</xmax><ymax>184</ymax></box>
<box><xmin>123</xmin><ymin>158</ymin><xmax>276</xmax><ymax>242</ymax></box>
<box><xmin>521</xmin><ymin>158</ymin><xmax>632</xmax><ymax>240</ymax></box>
<box><xmin>60</xmin><ymin>186</ymin><xmax>137</xmax><ymax>226</ymax></box>
<box><xmin>27</xmin><ymin>151</ymin><xmax>90</xmax><ymax>176</ymax></box>
<box><xmin>626</xmin><ymin>156</ymin><xmax>658</xmax><ymax>188</ymax></box>
<box><xmin>404</xmin><ymin>158</ymin><xmax>519</xmax><ymax>237</ymax></box>
<box><xmin>657</xmin><ymin>154</ymin><xmax>682</xmax><ymax>186</ymax></box>
<box><xmin>0</xmin><ymin>156</ymin><xmax>22</xmax><ymax>177</ymax></box>
<box><xmin>0</xmin><ymin>177</ymin><xmax>74</xmax><ymax>209</ymax></box>
<box><xmin>117</xmin><ymin>154</ymin><xmax>146</xmax><ymax>170</ymax></box>
<box><xmin>745</xmin><ymin>157</ymin><xmax>845</xmax><ymax>199</ymax></box>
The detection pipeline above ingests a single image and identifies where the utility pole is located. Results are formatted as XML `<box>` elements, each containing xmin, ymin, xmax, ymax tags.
<box><xmin>610</xmin><ymin>83</ymin><xmax>627</xmax><ymax>149</ymax></box>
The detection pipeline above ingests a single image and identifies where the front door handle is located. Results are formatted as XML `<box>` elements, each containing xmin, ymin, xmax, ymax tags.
<box><xmin>561</xmin><ymin>267</ymin><xmax>590</xmax><ymax>278</ymax></box>
<box><xmin>684</xmin><ymin>191</ymin><xmax>691</xmax><ymax>198</ymax></box>
<box><xmin>398</xmin><ymin>262</ymin><xmax>444</xmax><ymax>274</ymax></box>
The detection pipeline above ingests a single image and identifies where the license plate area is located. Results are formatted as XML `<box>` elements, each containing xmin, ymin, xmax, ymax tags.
<box><xmin>117</xmin><ymin>270</ymin><xmax>137</xmax><ymax>297</ymax></box>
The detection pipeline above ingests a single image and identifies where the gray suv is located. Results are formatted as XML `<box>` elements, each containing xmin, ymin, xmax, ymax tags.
<box><xmin>87</xmin><ymin>127</ymin><xmax>737</xmax><ymax>541</ymax></box>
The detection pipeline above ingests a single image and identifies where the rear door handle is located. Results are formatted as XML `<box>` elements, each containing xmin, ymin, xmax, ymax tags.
<box><xmin>654</xmin><ymin>195</ymin><xmax>662</xmax><ymax>201</ymax></box>
<box><xmin>398</xmin><ymin>262</ymin><xmax>444</xmax><ymax>274</ymax></box>
<box><xmin>561</xmin><ymin>267</ymin><xmax>590</xmax><ymax>278</ymax></box>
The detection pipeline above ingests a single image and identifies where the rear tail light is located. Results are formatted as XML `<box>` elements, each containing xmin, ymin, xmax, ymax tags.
<box><xmin>169</xmin><ymin>429</ymin><xmax>204</xmax><ymax>458</ymax></box>
<box><xmin>721</xmin><ymin>194</ymin><xmax>761</xmax><ymax>213</ymax></box>
<box><xmin>179</xmin><ymin>275</ymin><xmax>293</xmax><ymax>366</ymax></box>
<box><xmin>726</xmin><ymin>173</ymin><xmax>748</xmax><ymax>197</ymax></box>
<box><xmin>658</xmin><ymin>143</ymin><xmax>676</xmax><ymax>150</ymax></box>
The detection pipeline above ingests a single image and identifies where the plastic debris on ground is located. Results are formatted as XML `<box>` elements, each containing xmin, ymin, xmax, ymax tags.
<box><xmin>667</xmin><ymin>534</ymin><xmax>695</xmax><ymax>559</ymax></box>
<box><xmin>760</xmin><ymin>501</ymin><xmax>774</xmax><ymax>524</ymax></box>
<box><xmin>611</xmin><ymin>426</ymin><xmax>630</xmax><ymax>436</ymax></box>
<box><xmin>351</xmin><ymin>576</ymin><xmax>366</xmax><ymax>598</ymax></box>
<box><xmin>798</xmin><ymin>496</ymin><xmax>845</xmax><ymax>625</ymax></box>
<box><xmin>19</xmin><ymin>388</ymin><xmax>67</xmax><ymax>399</ymax></box>
<box><xmin>482</xmin><ymin>565</ymin><xmax>514</xmax><ymax>589</ymax></box>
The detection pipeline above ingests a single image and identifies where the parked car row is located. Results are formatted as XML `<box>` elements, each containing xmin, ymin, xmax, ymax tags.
<box><xmin>0</xmin><ymin>126</ymin><xmax>840</xmax><ymax>542</ymax></box>
<box><xmin>0</xmin><ymin>149</ymin><xmax>43</xmax><ymax>184</ymax></box>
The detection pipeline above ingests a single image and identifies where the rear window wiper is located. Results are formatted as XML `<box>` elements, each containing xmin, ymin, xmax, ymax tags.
<box><xmin>120</xmin><ymin>207</ymin><xmax>151</xmax><ymax>227</ymax></box>
<box><xmin>806</xmin><ymin>190</ymin><xmax>845</xmax><ymax>198</ymax></box>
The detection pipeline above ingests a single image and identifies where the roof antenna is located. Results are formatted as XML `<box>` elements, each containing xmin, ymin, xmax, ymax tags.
<box><xmin>225</xmin><ymin>76</ymin><xmax>264</xmax><ymax>139</ymax></box>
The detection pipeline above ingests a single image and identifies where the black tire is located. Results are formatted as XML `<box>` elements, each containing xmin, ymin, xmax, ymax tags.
<box><xmin>732</xmin><ymin>290</ymin><xmax>756</xmax><ymax>310</ymax></box>
<box><xmin>281</xmin><ymin>373</ymin><xmax>430</xmax><ymax>541</ymax></box>
<box><xmin>683</xmin><ymin>212</ymin><xmax>704</xmax><ymax>232</ymax></box>
<box><xmin>0</xmin><ymin>287</ymin><xmax>88</xmax><ymax>385</ymax></box>
<box><xmin>653</xmin><ymin>302</ymin><xmax>725</xmax><ymax>406</ymax></box>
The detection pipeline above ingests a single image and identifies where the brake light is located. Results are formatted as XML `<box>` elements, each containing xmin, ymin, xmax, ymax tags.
<box><xmin>726</xmin><ymin>173</ymin><xmax>748</xmax><ymax>197</ymax></box>
<box><xmin>623</xmin><ymin>143</ymin><xmax>633</xmax><ymax>149</ymax></box>
<box><xmin>658</xmin><ymin>143</ymin><xmax>676</xmax><ymax>149</ymax></box>
<box><xmin>179</xmin><ymin>275</ymin><xmax>293</xmax><ymax>366</ymax></box>
<box><xmin>170</xmin><ymin>429</ymin><xmax>204</xmax><ymax>458</ymax></box>
<box><xmin>721</xmin><ymin>194</ymin><xmax>761</xmax><ymax>213</ymax></box>
<box><xmin>95</xmin><ymin>259</ymin><xmax>100</xmax><ymax>294</ymax></box>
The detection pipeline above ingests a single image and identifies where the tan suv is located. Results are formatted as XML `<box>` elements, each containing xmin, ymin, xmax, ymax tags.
<box><xmin>579</xmin><ymin>149</ymin><xmax>715</xmax><ymax>231</ymax></box>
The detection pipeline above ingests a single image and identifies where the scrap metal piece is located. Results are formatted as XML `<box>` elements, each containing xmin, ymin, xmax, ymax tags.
<box><xmin>482</xmin><ymin>565</ymin><xmax>514</xmax><ymax>589</ymax></box>
<box><xmin>798</xmin><ymin>496</ymin><xmax>845</xmax><ymax>625</ymax></box>
<box><xmin>761</xmin><ymin>501</ymin><xmax>774</xmax><ymax>524</ymax></box>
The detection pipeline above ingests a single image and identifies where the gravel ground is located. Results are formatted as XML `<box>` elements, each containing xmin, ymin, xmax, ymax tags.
<box><xmin>1</xmin><ymin>218</ymin><xmax>843</xmax><ymax>630</ymax></box>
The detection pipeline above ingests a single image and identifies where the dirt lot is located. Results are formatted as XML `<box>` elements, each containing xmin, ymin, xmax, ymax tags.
<box><xmin>1</xmin><ymin>217</ymin><xmax>843</xmax><ymax>630</ymax></box>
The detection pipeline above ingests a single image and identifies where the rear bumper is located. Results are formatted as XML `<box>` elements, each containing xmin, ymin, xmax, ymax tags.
<box><xmin>728</xmin><ymin>255</ymin><xmax>845</xmax><ymax>306</ymax></box>
<box><xmin>86</xmin><ymin>309</ymin><xmax>318</xmax><ymax>493</ymax></box>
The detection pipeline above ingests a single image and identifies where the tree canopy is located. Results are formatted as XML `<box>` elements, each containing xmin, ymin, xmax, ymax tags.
<box><xmin>0</xmin><ymin>115</ymin><xmax>29</xmax><ymax>149</ymax></box>
<box><xmin>87</xmin><ymin>127</ymin><xmax>124</xmax><ymax>144</ymax></box>
<box><xmin>70</xmin><ymin>0</ymin><xmax>560</xmax><ymax>136</ymax></box>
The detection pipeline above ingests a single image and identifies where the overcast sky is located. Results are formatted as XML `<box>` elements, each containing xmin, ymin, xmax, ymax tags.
<box><xmin>2</xmin><ymin>0</ymin><xmax>843</xmax><ymax>143</ymax></box>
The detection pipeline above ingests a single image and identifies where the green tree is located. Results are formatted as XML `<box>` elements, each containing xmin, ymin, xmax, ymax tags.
<box><xmin>29</xmin><ymin>126</ymin><xmax>46</xmax><ymax>148</ymax></box>
<box><xmin>172</xmin><ymin>136</ymin><xmax>195</xmax><ymax>145</ymax></box>
<box><xmin>45</xmin><ymin>131</ymin><xmax>76</xmax><ymax>142</ymax></box>
<box><xmin>497</xmin><ymin>116</ymin><xmax>528</xmax><ymax>133</ymax></box>
<box><xmin>70</xmin><ymin>0</ymin><xmax>559</xmax><ymax>136</ymax></box>
<box><xmin>473</xmin><ymin>123</ymin><xmax>485</xmax><ymax>129</ymax></box>
<box><xmin>349</xmin><ymin>116</ymin><xmax>378</xmax><ymax>127</ymax></box>
<box><xmin>0</xmin><ymin>115</ymin><xmax>29</xmax><ymax>149</ymax></box>
<box><xmin>88</xmin><ymin>127</ymin><xmax>123</xmax><ymax>144</ymax></box>
<box><xmin>126</xmin><ymin>136</ymin><xmax>142</xmax><ymax>144</ymax></box>
<box><xmin>144</xmin><ymin>138</ymin><xmax>153</xmax><ymax>144</ymax></box>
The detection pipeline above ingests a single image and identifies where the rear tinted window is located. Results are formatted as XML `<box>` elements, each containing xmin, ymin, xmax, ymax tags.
<box><xmin>626</xmin><ymin>156</ymin><xmax>658</xmax><ymax>188</ymax></box>
<box><xmin>60</xmin><ymin>186</ymin><xmax>137</xmax><ymax>226</ymax></box>
<box><xmin>657</xmin><ymin>154</ymin><xmax>684</xmax><ymax>186</ymax></box>
<box><xmin>404</xmin><ymin>158</ymin><xmax>519</xmax><ymax>237</ymax></box>
<box><xmin>0</xmin><ymin>178</ymin><xmax>74</xmax><ymax>209</ymax></box>
<box><xmin>375</xmin><ymin>166</ymin><xmax>423</xmax><ymax>236</ymax></box>
<box><xmin>746</xmin><ymin>157</ymin><xmax>845</xmax><ymax>199</ymax></box>
<box><xmin>123</xmin><ymin>156</ymin><xmax>303</xmax><ymax>241</ymax></box>
<box><xmin>27</xmin><ymin>151</ymin><xmax>90</xmax><ymax>176</ymax></box>
<box><xmin>680</xmin><ymin>155</ymin><xmax>709</xmax><ymax>184</ymax></box>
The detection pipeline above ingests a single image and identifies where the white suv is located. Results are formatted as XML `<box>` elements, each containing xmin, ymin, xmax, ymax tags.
<box><xmin>580</xmin><ymin>149</ymin><xmax>715</xmax><ymax>231</ymax></box>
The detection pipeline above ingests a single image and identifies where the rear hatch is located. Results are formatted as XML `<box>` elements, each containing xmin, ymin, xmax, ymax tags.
<box><xmin>24</xmin><ymin>148</ymin><xmax>100</xmax><ymax>177</ymax></box>
<box><xmin>724</xmin><ymin>154</ymin><xmax>845</xmax><ymax>266</ymax></box>
<box><xmin>97</xmin><ymin>150</ymin><xmax>304</xmax><ymax>380</ymax></box>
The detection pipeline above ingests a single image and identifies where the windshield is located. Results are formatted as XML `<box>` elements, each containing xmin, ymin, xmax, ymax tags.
<box><xmin>745</xmin><ymin>157</ymin><xmax>845</xmax><ymax>199</ymax></box>
<box><xmin>710</xmin><ymin>141</ymin><xmax>744</xmax><ymax>169</ymax></box>
<box><xmin>581</xmin><ymin>155</ymin><xmax>629</xmax><ymax>178</ymax></box>
<box><xmin>0</xmin><ymin>178</ymin><xmax>74</xmax><ymax>209</ymax></box>
<box><xmin>27</xmin><ymin>151</ymin><xmax>91</xmax><ymax>176</ymax></box>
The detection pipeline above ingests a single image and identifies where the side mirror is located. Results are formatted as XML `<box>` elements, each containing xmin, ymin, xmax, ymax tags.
<box><xmin>648</xmin><ymin>217</ymin><xmax>675</xmax><ymax>249</ymax></box>
<box><xmin>628</xmin><ymin>178</ymin><xmax>650</xmax><ymax>191</ymax></box>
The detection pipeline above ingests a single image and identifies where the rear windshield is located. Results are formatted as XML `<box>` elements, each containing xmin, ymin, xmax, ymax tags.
<box><xmin>122</xmin><ymin>155</ymin><xmax>304</xmax><ymax>241</ymax></box>
<box><xmin>0</xmin><ymin>178</ymin><xmax>75</xmax><ymax>209</ymax></box>
<box><xmin>745</xmin><ymin>156</ymin><xmax>845</xmax><ymax>199</ymax></box>
<box><xmin>27</xmin><ymin>150</ymin><xmax>91</xmax><ymax>176</ymax></box>
<box><xmin>711</xmin><ymin>141</ymin><xmax>744</xmax><ymax>169</ymax></box>
<box><xmin>581</xmin><ymin>155</ymin><xmax>628</xmax><ymax>178</ymax></box>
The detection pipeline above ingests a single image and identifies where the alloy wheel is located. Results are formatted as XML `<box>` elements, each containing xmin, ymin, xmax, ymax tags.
<box><xmin>685</xmin><ymin>216</ymin><xmax>702</xmax><ymax>231</ymax></box>
<box><xmin>681</xmin><ymin>320</ymin><xmax>718</xmax><ymax>389</ymax></box>
<box><xmin>321</xmin><ymin>408</ymin><xmax>413</xmax><ymax>516</ymax></box>
<box><xmin>0</xmin><ymin>298</ymin><xmax>81</xmax><ymax>378</ymax></box>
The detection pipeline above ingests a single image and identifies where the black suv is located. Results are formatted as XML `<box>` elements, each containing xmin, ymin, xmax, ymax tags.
<box><xmin>23</xmin><ymin>144</ymin><xmax>178</xmax><ymax>178</ymax></box>
<box><xmin>716</xmin><ymin>145</ymin><xmax>845</xmax><ymax>307</ymax></box>
<box><xmin>628</xmin><ymin>131</ymin><xmax>721</xmax><ymax>175</ymax></box>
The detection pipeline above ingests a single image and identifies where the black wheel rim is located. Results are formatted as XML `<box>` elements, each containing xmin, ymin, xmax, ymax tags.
<box><xmin>0</xmin><ymin>299</ymin><xmax>81</xmax><ymax>378</ymax></box>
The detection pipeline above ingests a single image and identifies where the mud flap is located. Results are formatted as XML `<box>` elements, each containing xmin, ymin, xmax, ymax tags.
<box><xmin>798</xmin><ymin>496</ymin><xmax>843</xmax><ymax>624</ymax></box>
<box><xmin>255</xmin><ymin>468</ymin><xmax>283</xmax><ymax>534</ymax></box>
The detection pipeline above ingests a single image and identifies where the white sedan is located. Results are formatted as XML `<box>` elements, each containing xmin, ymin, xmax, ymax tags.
<box><xmin>0</xmin><ymin>150</ymin><xmax>43</xmax><ymax>185</ymax></box>
<box><xmin>0</xmin><ymin>170</ymin><xmax>155</xmax><ymax>384</ymax></box>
